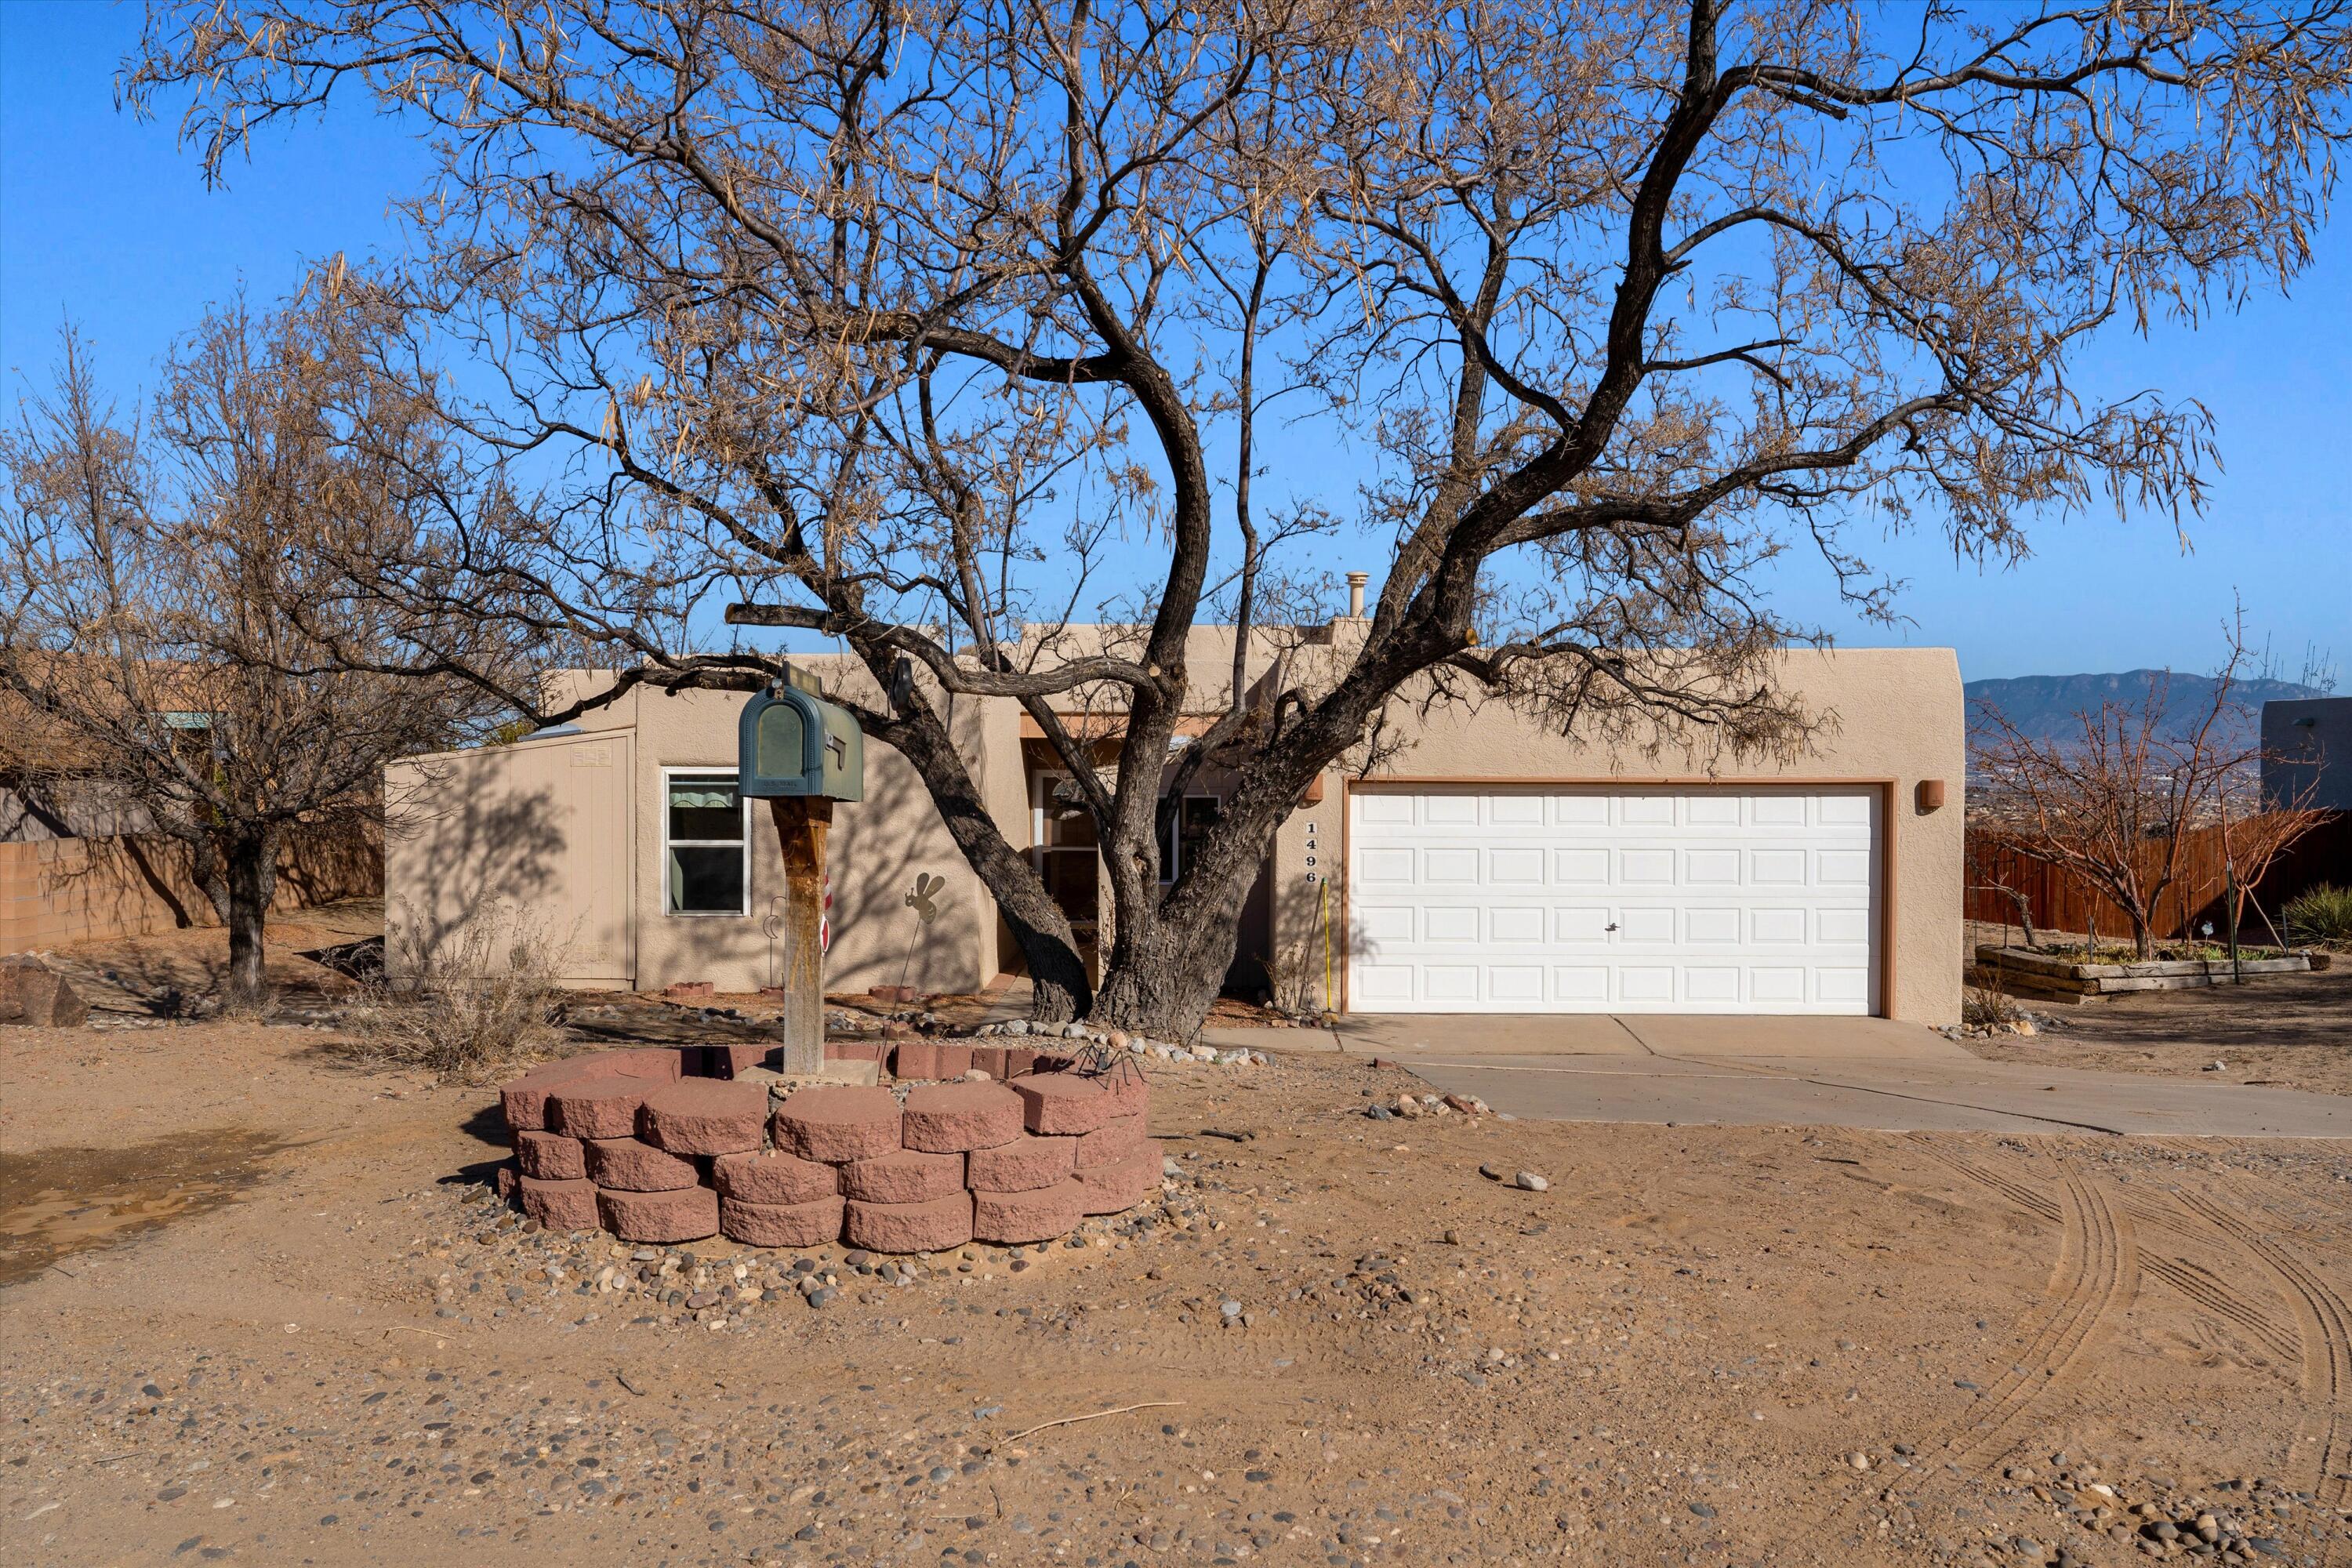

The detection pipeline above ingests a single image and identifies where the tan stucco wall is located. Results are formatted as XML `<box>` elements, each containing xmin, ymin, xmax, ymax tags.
<box><xmin>572</xmin><ymin>671</ymin><xmax>1014</xmax><ymax>996</ymax></box>
<box><xmin>385</xmin><ymin>728</ymin><xmax>637</xmax><ymax>989</ymax></box>
<box><xmin>405</xmin><ymin>646</ymin><xmax>1960</xmax><ymax>1018</ymax></box>
<box><xmin>1267</xmin><ymin>647</ymin><xmax>1965</xmax><ymax>1024</ymax></box>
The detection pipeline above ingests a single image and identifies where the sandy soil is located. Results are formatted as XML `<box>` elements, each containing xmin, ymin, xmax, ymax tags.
<box><xmin>1955</xmin><ymin>919</ymin><xmax>2352</xmax><ymax>1099</ymax></box>
<box><xmin>5</xmin><ymin>1000</ymin><xmax>2350</xmax><ymax>1568</ymax></box>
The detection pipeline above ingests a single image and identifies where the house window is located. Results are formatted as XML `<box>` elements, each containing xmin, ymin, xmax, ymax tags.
<box><xmin>1159</xmin><ymin>794</ymin><xmax>1221</xmax><ymax>883</ymax></box>
<box><xmin>664</xmin><ymin>771</ymin><xmax>748</xmax><ymax>916</ymax></box>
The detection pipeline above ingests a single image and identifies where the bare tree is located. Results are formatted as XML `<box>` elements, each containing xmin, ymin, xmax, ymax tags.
<box><xmin>0</xmin><ymin>295</ymin><xmax>522</xmax><ymax>1008</ymax></box>
<box><xmin>1970</xmin><ymin>623</ymin><xmax>2321</xmax><ymax>959</ymax></box>
<box><xmin>2212</xmin><ymin>773</ymin><xmax>2328</xmax><ymax>953</ymax></box>
<box><xmin>125</xmin><ymin>0</ymin><xmax>2352</xmax><ymax>1033</ymax></box>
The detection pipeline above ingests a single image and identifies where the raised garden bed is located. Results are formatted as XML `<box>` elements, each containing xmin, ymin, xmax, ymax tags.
<box><xmin>1973</xmin><ymin>944</ymin><xmax>2314</xmax><ymax>1004</ymax></box>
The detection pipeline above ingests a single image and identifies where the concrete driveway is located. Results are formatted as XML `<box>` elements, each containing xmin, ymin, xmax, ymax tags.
<box><xmin>1214</xmin><ymin>1013</ymin><xmax>2352</xmax><ymax>1137</ymax></box>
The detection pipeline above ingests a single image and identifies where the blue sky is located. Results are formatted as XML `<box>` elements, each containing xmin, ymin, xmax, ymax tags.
<box><xmin>4</xmin><ymin>0</ymin><xmax>2344</xmax><ymax>687</ymax></box>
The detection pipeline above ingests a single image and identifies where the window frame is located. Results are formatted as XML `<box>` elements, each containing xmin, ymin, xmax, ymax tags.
<box><xmin>660</xmin><ymin>767</ymin><xmax>752</xmax><ymax>918</ymax></box>
<box><xmin>1158</xmin><ymin>791</ymin><xmax>1222</xmax><ymax>884</ymax></box>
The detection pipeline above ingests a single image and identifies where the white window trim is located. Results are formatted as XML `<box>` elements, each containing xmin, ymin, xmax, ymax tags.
<box><xmin>661</xmin><ymin>766</ymin><xmax>751</xmax><ymax>918</ymax></box>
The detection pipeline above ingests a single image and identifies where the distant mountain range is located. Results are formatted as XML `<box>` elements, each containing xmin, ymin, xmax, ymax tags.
<box><xmin>1964</xmin><ymin>670</ymin><xmax>2327</xmax><ymax>744</ymax></box>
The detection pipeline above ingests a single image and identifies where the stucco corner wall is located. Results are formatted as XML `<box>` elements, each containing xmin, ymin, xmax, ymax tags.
<box><xmin>622</xmin><ymin>674</ymin><xmax>998</xmax><ymax>998</ymax></box>
<box><xmin>1272</xmin><ymin>647</ymin><xmax>1965</xmax><ymax>1025</ymax></box>
<box><xmin>384</xmin><ymin>728</ymin><xmax>637</xmax><ymax>989</ymax></box>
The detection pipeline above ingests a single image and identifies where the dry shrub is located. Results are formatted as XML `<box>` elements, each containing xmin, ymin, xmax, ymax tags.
<box><xmin>1962</xmin><ymin>964</ymin><xmax>2025</xmax><ymax>1031</ymax></box>
<box><xmin>343</xmin><ymin>906</ymin><xmax>571</xmax><ymax>1082</ymax></box>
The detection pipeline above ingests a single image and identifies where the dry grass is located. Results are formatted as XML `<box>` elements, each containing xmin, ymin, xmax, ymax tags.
<box><xmin>1961</xmin><ymin>964</ymin><xmax>2026</xmax><ymax>1030</ymax></box>
<box><xmin>340</xmin><ymin>906</ymin><xmax>570</xmax><ymax>1083</ymax></box>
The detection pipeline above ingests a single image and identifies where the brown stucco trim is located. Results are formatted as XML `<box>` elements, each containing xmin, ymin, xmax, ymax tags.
<box><xmin>1338</xmin><ymin>775</ymin><xmax>1901</xmax><ymax>1018</ymax></box>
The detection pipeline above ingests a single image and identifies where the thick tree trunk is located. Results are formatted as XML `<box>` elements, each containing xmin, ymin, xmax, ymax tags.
<box><xmin>223</xmin><ymin>830</ymin><xmax>276</xmax><ymax>1012</ymax></box>
<box><xmin>1089</xmin><ymin>921</ymin><xmax>1230</xmax><ymax>1040</ymax></box>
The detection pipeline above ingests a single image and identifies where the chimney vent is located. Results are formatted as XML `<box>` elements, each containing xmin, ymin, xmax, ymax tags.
<box><xmin>1345</xmin><ymin>572</ymin><xmax>1368</xmax><ymax>618</ymax></box>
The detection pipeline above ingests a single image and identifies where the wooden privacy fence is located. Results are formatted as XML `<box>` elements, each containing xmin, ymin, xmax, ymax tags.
<box><xmin>0</xmin><ymin>822</ymin><xmax>381</xmax><ymax>952</ymax></box>
<box><xmin>1964</xmin><ymin>811</ymin><xmax>2352</xmax><ymax>942</ymax></box>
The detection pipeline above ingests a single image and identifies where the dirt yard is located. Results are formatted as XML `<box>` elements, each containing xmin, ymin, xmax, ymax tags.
<box><xmin>1961</xmin><ymin>920</ymin><xmax>2352</xmax><ymax>1099</ymax></box>
<box><xmin>4</xmin><ymin>930</ymin><xmax>2350</xmax><ymax>1568</ymax></box>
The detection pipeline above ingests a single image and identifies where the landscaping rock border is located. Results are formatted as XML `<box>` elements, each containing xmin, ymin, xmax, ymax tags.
<box><xmin>493</xmin><ymin>1040</ymin><xmax>1152</xmax><ymax>1252</ymax></box>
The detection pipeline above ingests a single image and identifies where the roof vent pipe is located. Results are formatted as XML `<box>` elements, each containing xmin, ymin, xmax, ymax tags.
<box><xmin>1345</xmin><ymin>572</ymin><xmax>1368</xmax><ymax>618</ymax></box>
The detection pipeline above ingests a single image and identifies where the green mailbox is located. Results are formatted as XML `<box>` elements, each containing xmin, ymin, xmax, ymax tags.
<box><xmin>739</xmin><ymin>677</ymin><xmax>864</xmax><ymax>801</ymax></box>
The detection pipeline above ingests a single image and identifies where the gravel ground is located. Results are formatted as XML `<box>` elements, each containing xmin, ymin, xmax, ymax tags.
<box><xmin>5</xmin><ymin>1003</ymin><xmax>2352</xmax><ymax>1567</ymax></box>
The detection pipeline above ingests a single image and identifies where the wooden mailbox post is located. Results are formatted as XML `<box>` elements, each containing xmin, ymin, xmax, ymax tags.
<box><xmin>739</xmin><ymin>673</ymin><xmax>864</xmax><ymax>1073</ymax></box>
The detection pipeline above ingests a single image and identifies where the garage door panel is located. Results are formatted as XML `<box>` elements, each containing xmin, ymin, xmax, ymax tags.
<box><xmin>1685</xmin><ymin>907</ymin><xmax>1741</xmax><ymax>943</ymax></box>
<box><xmin>1553</xmin><ymin>966</ymin><xmax>1610</xmax><ymax>1002</ymax></box>
<box><xmin>1490</xmin><ymin>906</ymin><xmax>1545</xmax><ymax>943</ymax></box>
<box><xmin>1423</xmin><ymin>847</ymin><xmax>1480</xmax><ymax>882</ymax></box>
<box><xmin>1686</xmin><ymin>795</ymin><xmax>1743</xmax><ymax>826</ymax></box>
<box><xmin>1817</xmin><ymin>908</ymin><xmax>1870</xmax><ymax>944</ymax></box>
<box><xmin>1348</xmin><ymin>786</ymin><xmax>1878</xmax><ymax>1015</ymax></box>
<box><xmin>1818</xmin><ymin>849</ymin><xmax>1872</xmax><ymax>885</ymax></box>
<box><xmin>1489</xmin><ymin>848</ymin><xmax>1545</xmax><ymax>884</ymax></box>
<box><xmin>1554</xmin><ymin>848</ymin><xmax>1610</xmax><ymax>884</ymax></box>
<box><xmin>1425</xmin><ymin>794</ymin><xmax>1480</xmax><ymax>826</ymax></box>
<box><xmin>1818</xmin><ymin>793</ymin><xmax>1871</xmax><ymax>826</ymax></box>
<box><xmin>1684</xmin><ymin>849</ymin><xmax>1741</xmax><ymax>885</ymax></box>
<box><xmin>1686</xmin><ymin>967</ymin><xmax>1741</xmax><ymax>1004</ymax></box>
<box><xmin>1424</xmin><ymin>964</ymin><xmax>1479</xmax><ymax>1003</ymax></box>
<box><xmin>1424</xmin><ymin>906</ymin><xmax>1479</xmax><ymax>942</ymax></box>
<box><xmin>1356</xmin><ymin>905</ymin><xmax>1415</xmax><ymax>947</ymax></box>
<box><xmin>1555</xmin><ymin>795</ymin><xmax>1610</xmax><ymax>826</ymax></box>
<box><xmin>1555</xmin><ymin>906</ymin><xmax>1611</xmax><ymax>942</ymax></box>
<box><xmin>1620</xmin><ymin>848</ymin><xmax>1675</xmax><ymax>883</ymax></box>
<box><xmin>1618</xmin><ymin>966</ymin><xmax>1675</xmax><ymax>1003</ymax></box>
<box><xmin>1616</xmin><ymin>906</ymin><xmax>1675</xmax><ymax>943</ymax></box>
<box><xmin>1490</xmin><ymin>793</ymin><xmax>1546</xmax><ymax>826</ymax></box>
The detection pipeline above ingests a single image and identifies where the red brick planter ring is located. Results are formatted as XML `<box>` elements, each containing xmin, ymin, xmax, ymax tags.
<box><xmin>495</xmin><ymin>1050</ymin><xmax>1156</xmax><ymax>1252</ymax></box>
<box><xmin>900</xmin><ymin>1082</ymin><xmax>1025</xmax><ymax>1153</ymax></box>
<box><xmin>547</xmin><ymin>1079</ymin><xmax>652</xmax><ymax>1142</ymax></box>
<box><xmin>839</xmin><ymin>1149</ymin><xmax>967</xmax><ymax>1205</ymax></box>
<box><xmin>598</xmin><ymin>1184</ymin><xmax>720</xmax><ymax>1244</ymax></box>
<box><xmin>585</xmin><ymin>1136</ymin><xmax>701</xmax><ymax>1193</ymax></box>
<box><xmin>721</xmin><ymin>1195</ymin><xmax>844</xmax><ymax>1250</ymax></box>
<box><xmin>514</xmin><ymin>1129</ymin><xmax>586</xmax><ymax>1181</ymax></box>
<box><xmin>713</xmin><ymin>1149</ymin><xmax>838</xmax><ymax>1206</ymax></box>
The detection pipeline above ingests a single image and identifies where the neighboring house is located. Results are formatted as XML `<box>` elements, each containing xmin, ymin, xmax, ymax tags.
<box><xmin>2263</xmin><ymin>697</ymin><xmax>2352</xmax><ymax>811</ymax></box>
<box><xmin>384</xmin><ymin>630</ymin><xmax>1964</xmax><ymax>1022</ymax></box>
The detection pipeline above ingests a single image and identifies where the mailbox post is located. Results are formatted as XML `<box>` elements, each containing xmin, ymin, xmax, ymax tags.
<box><xmin>739</xmin><ymin>673</ymin><xmax>866</xmax><ymax>1073</ymax></box>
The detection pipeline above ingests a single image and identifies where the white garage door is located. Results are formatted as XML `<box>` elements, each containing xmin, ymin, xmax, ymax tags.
<box><xmin>1346</xmin><ymin>786</ymin><xmax>1881</xmax><ymax>1014</ymax></box>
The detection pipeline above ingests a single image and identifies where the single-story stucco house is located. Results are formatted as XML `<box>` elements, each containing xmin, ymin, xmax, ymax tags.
<box><xmin>385</xmin><ymin>626</ymin><xmax>1962</xmax><ymax>1023</ymax></box>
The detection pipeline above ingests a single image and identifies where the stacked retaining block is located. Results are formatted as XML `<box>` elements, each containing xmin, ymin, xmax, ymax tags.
<box><xmin>493</xmin><ymin>1044</ymin><xmax>1154</xmax><ymax>1254</ymax></box>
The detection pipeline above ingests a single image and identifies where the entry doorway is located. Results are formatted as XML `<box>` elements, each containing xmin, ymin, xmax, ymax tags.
<box><xmin>1029</xmin><ymin>771</ymin><xmax>1101</xmax><ymax>976</ymax></box>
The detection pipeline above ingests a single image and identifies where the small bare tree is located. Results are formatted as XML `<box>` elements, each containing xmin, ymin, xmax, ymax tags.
<box><xmin>1971</xmin><ymin>624</ymin><xmax>2318</xmax><ymax>960</ymax></box>
<box><xmin>0</xmin><ymin>294</ymin><xmax>523</xmax><ymax>1008</ymax></box>
<box><xmin>2212</xmin><ymin>779</ymin><xmax>2328</xmax><ymax>953</ymax></box>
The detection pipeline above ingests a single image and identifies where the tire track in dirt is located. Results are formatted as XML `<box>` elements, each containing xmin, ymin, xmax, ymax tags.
<box><xmin>2172</xmin><ymin>1186</ymin><xmax>2352</xmax><ymax>1514</ymax></box>
<box><xmin>1938</xmin><ymin>1160</ymin><xmax>2135</xmax><ymax>1474</ymax></box>
<box><xmin>2138</xmin><ymin>1255</ymin><xmax>2299</xmax><ymax>1363</ymax></box>
<box><xmin>1802</xmin><ymin>1139</ymin><xmax>2137</xmax><ymax>1552</ymax></box>
<box><xmin>1907</xmin><ymin>1138</ymin><xmax>2062</xmax><ymax>1227</ymax></box>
